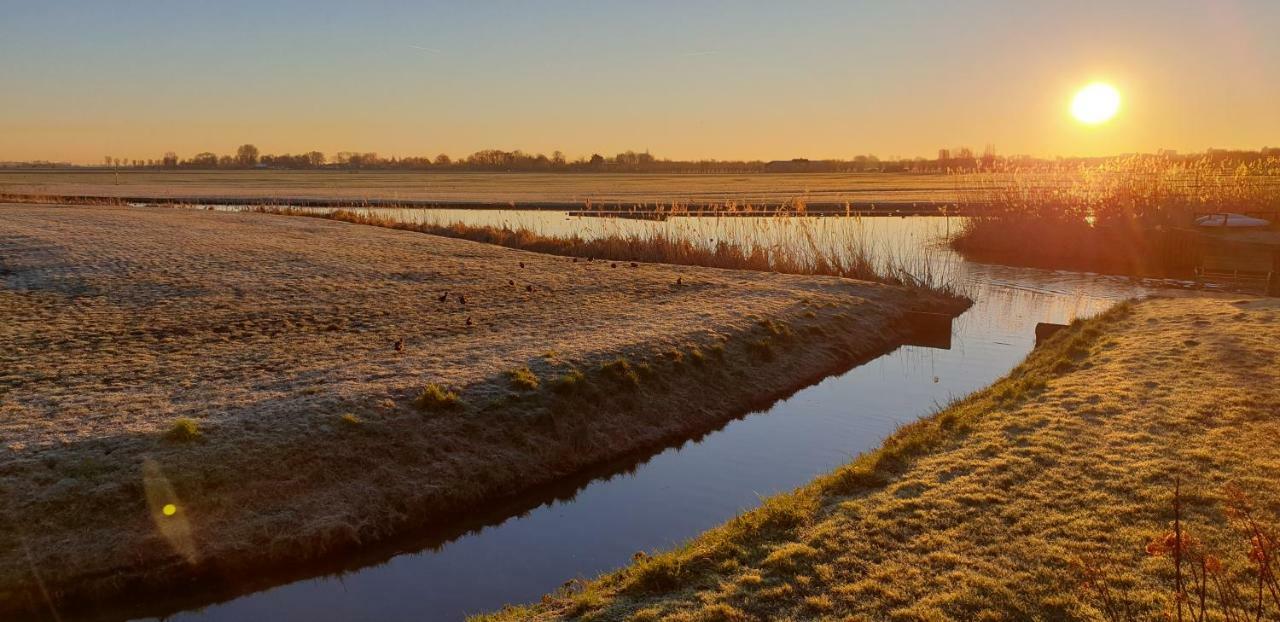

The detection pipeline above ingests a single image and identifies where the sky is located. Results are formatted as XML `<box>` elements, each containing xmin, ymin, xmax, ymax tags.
<box><xmin>2</xmin><ymin>0</ymin><xmax>1278</xmax><ymax>164</ymax></box>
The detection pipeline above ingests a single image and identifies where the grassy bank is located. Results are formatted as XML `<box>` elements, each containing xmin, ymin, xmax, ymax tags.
<box><xmin>950</xmin><ymin>156</ymin><xmax>1280</xmax><ymax>276</ymax></box>
<box><xmin>0</xmin><ymin>205</ymin><xmax>964</xmax><ymax>620</ymax></box>
<box><xmin>480</xmin><ymin>296</ymin><xmax>1280</xmax><ymax>621</ymax></box>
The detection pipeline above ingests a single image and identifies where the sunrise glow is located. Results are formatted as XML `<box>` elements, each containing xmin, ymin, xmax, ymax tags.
<box><xmin>1071</xmin><ymin>83</ymin><xmax>1122</xmax><ymax>125</ymax></box>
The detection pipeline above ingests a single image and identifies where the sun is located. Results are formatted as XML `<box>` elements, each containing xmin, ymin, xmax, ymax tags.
<box><xmin>1071</xmin><ymin>82</ymin><xmax>1121</xmax><ymax>125</ymax></box>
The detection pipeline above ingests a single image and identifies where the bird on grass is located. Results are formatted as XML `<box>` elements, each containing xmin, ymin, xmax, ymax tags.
<box><xmin>437</xmin><ymin>291</ymin><xmax>449</xmax><ymax>303</ymax></box>
<box><xmin>465</xmin><ymin>316</ymin><xmax>473</xmax><ymax>327</ymax></box>
<box><xmin>508</xmin><ymin>279</ymin><xmax>515</xmax><ymax>286</ymax></box>
<box><xmin>526</xmin><ymin>284</ymin><xmax>534</xmax><ymax>292</ymax></box>
<box><xmin>519</xmin><ymin>261</ymin><xmax>525</xmax><ymax>268</ymax></box>
<box><xmin>458</xmin><ymin>294</ymin><xmax>467</xmax><ymax>305</ymax></box>
<box><xmin>611</xmin><ymin>263</ymin><xmax>618</xmax><ymax>268</ymax></box>
<box><xmin>629</xmin><ymin>262</ymin><xmax>638</xmax><ymax>268</ymax></box>
<box><xmin>676</xmin><ymin>277</ymin><xmax>683</xmax><ymax>285</ymax></box>
<box><xmin>394</xmin><ymin>337</ymin><xmax>404</xmax><ymax>352</ymax></box>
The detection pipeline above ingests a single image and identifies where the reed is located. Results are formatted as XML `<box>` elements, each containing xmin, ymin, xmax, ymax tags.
<box><xmin>950</xmin><ymin>155</ymin><xmax>1280</xmax><ymax>275</ymax></box>
<box><xmin>253</xmin><ymin>203</ymin><xmax>963</xmax><ymax>296</ymax></box>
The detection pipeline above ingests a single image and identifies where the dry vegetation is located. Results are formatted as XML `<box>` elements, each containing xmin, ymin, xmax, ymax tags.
<box><xmin>253</xmin><ymin>206</ymin><xmax>957</xmax><ymax>294</ymax></box>
<box><xmin>479</xmin><ymin>296</ymin><xmax>1280</xmax><ymax>622</ymax></box>
<box><xmin>951</xmin><ymin>156</ymin><xmax>1280</xmax><ymax>275</ymax></box>
<box><xmin>0</xmin><ymin>204</ymin><xmax>962</xmax><ymax>619</ymax></box>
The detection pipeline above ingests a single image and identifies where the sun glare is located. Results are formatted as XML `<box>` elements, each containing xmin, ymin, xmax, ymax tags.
<box><xmin>1071</xmin><ymin>82</ymin><xmax>1121</xmax><ymax>125</ymax></box>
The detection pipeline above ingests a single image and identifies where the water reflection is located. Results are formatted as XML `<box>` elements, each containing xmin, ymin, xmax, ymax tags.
<box><xmin>146</xmin><ymin>214</ymin><xmax>1183</xmax><ymax>622</ymax></box>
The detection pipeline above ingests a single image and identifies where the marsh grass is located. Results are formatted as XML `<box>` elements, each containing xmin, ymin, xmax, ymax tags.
<box><xmin>950</xmin><ymin>156</ymin><xmax>1280</xmax><ymax>275</ymax></box>
<box><xmin>253</xmin><ymin>205</ymin><xmax>961</xmax><ymax>296</ymax></box>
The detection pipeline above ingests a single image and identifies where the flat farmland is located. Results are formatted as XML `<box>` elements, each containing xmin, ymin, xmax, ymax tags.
<box><xmin>0</xmin><ymin>170</ymin><xmax>966</xmax><ymax>206</ymax></box>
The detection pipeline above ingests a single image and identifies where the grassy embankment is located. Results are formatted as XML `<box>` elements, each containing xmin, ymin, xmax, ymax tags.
<box><xmin>480</xmin><ymin>296</ymin><xmax>1280</xmax><ymax>621</ymax></box>
<box><xmin>0</xmin><ymin>206</ymin><xmax>964</xmax><ymax>620</ymax></box>
<box><xmin>950</xmin><ymin>156</ymin><xmax>1280</xmax><ymax>277</ymax></box>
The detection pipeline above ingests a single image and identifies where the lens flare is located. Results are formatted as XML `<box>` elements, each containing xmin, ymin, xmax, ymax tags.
<box><xmin>143</xmin><ymin>459</ymin><xmax>199</xmax><ymax>563</ymax></box>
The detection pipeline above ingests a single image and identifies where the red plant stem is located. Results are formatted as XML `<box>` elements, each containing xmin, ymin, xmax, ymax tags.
<box><xmin>1175</xmin><ymin>477</ymin><xmax>1185</xmax><ymax>622</ymax></box>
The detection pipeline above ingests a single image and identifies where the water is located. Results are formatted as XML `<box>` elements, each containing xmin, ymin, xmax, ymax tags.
<box><xmin>145</xmin><ymin>213</ymin><xmax>1188</xmax><ymax>622</ymax></box>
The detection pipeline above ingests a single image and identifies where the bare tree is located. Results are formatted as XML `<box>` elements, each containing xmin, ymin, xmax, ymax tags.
<box><xmin>235</xmin><ymin>144</ymin><xmax>260</xmax><ymax>167</ymax></box>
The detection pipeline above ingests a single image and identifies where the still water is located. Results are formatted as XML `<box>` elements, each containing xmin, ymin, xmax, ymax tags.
<box><xmin>149</xmin><ymin>212</ymin><xmax>1186</xmax><ymax>622</ymax></box>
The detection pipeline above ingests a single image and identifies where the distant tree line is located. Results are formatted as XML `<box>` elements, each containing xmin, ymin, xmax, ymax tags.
<box><xmin>96</xmin><ymin>145</ymin><xmax>995</xmax><ymax>173</ymax></box>
<box><xmin>14</xmin><ymin>144</ymin><xmax>1279</xmax><ymax>173</ymax></box>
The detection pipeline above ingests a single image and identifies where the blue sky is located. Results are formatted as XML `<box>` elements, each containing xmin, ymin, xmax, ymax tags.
<box><xmin>2</xmin><ymin>0</ymin><xmax>1277</xmax><ymax>162</ymax></box>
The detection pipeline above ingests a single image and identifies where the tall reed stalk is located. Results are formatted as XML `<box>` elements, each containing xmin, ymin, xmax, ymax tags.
<box><xmin>253</xmin><ymin>205</ymin><xmax>963</xmax><ymax>297</ymax></box>
<box><xmin>949</xmin><ymin>156</ymin><xmax>1280</xmax><ymax>276</ymax></box>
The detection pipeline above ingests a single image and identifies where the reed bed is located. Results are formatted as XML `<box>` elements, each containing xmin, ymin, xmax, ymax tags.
<box><xmin>252</xmin><ymin>204</ymin><xmax>964</xmax><ymax>296</ymax></box>
<box><xmin>950</xmin><ymin>156</ymin><xmax>1280</xmax><ymax>275</ymax></box>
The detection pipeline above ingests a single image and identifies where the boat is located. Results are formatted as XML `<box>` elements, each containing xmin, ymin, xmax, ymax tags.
<box><xmin>1195</xmin><ymin>213</ymin><xmax>1271</xmax><ymax>228</ymax></box>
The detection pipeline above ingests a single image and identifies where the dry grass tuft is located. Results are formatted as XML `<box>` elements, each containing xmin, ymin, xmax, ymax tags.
<box><xmin>601</xmin><ymin>358</ymin><xmax>641</xmax><ymax>387</ymax></box>
<box><xmin>507</xmin><ymin>367</ymin><xmax>540</xmax><ymax>391</ymax></box>
<box><xmin>747</xmin><ymin>338</ymin><xmax>775</xmax><ymax>361</ymax></box>
<box><xmin>551</xmin><ymin>369</ymin><xmax>587</xmax><ymax>395</ymax></box>
<box><xmin>165</xmin><ymin>418</ymin><xmax>201</xmax><ymax>442</ymax></box>
<box><xmin>414</xmin><ymin>383</ymin><xmax>461</xmax><ymax>411</ymax></box>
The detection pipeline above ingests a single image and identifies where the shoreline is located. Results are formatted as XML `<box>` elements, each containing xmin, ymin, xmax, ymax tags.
<box><xmin>479</xmin><ymin>296</ymin><xmax>1280</xmax><ymax>621</ymax></box>
<box><xmin>951</xmin><ymin>217</ymin><xmax>1280</xmax><ymax>295</ymax></box>
<box><xmin>0</xmin><ymin>205</ymin><xmax>966</xmax><ymax>620</ymax></box>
